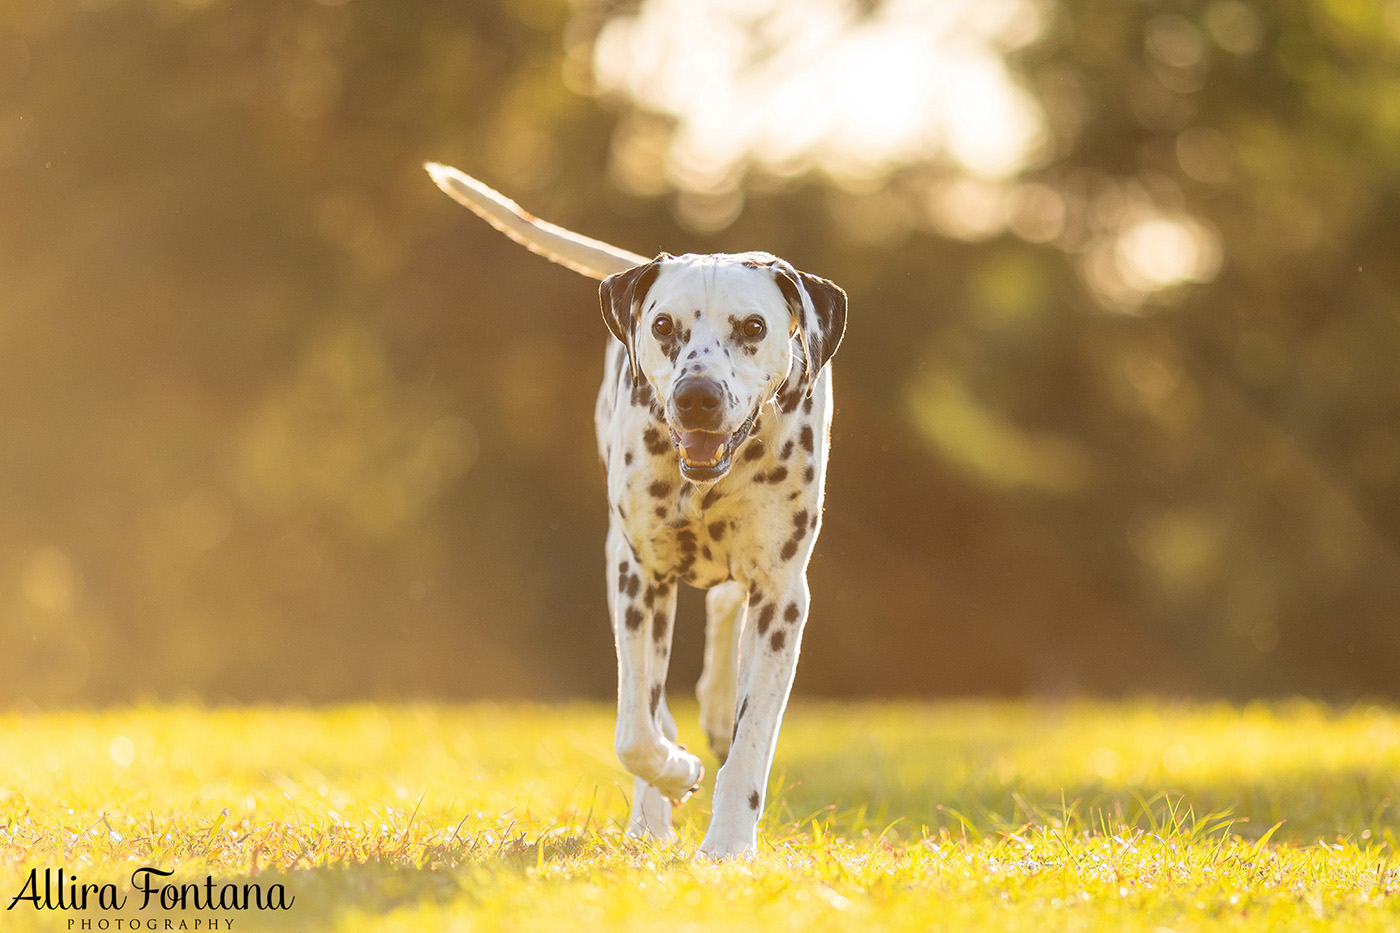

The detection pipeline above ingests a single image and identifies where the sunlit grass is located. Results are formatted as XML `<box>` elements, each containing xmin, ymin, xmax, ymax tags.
<box><xmin>1</xmin><ymin>701</ymin><xmax>1398</xmax><ymax>930</ymax></box>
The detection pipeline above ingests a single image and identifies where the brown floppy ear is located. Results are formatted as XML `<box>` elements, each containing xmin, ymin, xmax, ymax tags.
<box><xmin>600</xmin><ymin>254</ymin><xmax>669</xmax><ymax>387</ymax></box>
<box><xmin>764</xmin><ymin>260</ymin><xmax>847</xmax><ymax>400</ymax></box>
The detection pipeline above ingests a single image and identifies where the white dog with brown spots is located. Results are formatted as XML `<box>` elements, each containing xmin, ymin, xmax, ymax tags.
<box><xmin>427</xmin><ymin>163</ymin><xmax>847</xmax><ymax>860</ymax></box>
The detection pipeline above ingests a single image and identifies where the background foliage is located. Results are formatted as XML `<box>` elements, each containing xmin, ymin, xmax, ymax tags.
<box><xmin>1</xmin><ymin>0</ymin><xmax>1397</xmax><ymax>704</ymax></box>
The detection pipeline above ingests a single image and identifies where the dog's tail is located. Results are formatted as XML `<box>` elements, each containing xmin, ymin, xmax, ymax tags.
<box><xmin>425</xmin><ymin>162</ymin><xmax>647</xmax><ymax>280</ymax></box>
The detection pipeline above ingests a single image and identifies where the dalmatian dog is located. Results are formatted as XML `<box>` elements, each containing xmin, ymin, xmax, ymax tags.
<box><xmin>426</xmin><ymin>163</ymin><xmax>846</xmax><ymax>860</ymax></box>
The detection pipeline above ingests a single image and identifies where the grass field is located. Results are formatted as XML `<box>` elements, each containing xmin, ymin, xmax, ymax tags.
<box><xmin>1</xmin><ymin>700</ymin><xmax>1398</xmax><ymax>931</ymax></box>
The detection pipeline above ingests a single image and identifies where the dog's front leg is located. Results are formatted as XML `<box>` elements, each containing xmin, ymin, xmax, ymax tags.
<box><xmin>626</xmin><ymin>577</ymin><xmax>686</xmax><ymax>841</ymax></box>
<box><xmin>698</xmin><ymin>580</ymin><xmax>809</xmax><ymax>860</ymax></box>
<box><xmin>628</xmin><ymin>705</ymin><xmax>677</xmax><ymax>841</ymax></box>
<box><xmin>607</xmin><ymin>531</ymin><xmax>704</xmax><ymax>837</ymax></box>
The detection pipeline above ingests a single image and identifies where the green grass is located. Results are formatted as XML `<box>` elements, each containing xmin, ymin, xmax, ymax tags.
<box><xmin>2</xmin><ymin>700</ymin><xmax>1399</xmax><ymax>930</ymax></box>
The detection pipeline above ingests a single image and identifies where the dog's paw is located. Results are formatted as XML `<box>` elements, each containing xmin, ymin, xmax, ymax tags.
<box><xmin>616</xmin><ymin>736</ymin><xmax>705</xmax><ymax>801</ymax></box>
<box><xmin>666</xmin><ymin>753</ymin><xmax>704</xmax><ymax>805</ymax></box>
<box><xmin>626</xmin><ymin>819</ymin><xmax>677</xmax><ymax>843</ymax></box>
<box><xmin>698</xmin><ymin>787</ymin><xmax>760</xmax><ymax>859</ymax></box>
<box><xmin>628</xmin><ymin>779</ymin><xmax>676</xmax><ymax>842</ymax></box>
<box><xmin>697</xmin><ymin>831</ymin><xmax>757</xmax><ymax>861</ymax></box>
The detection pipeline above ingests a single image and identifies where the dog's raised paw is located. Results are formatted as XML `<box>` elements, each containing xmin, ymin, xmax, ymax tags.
<box><xmin>668</xmin><ymin>761</ymin><xmax>704</xmax><ymax>806</ymax></box>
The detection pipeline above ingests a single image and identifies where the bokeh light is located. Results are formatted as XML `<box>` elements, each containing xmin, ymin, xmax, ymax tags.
<box><xmin>0</xmin><ymin>0</ymin><xmax>1396</xmax><ymax>704</ymax></box>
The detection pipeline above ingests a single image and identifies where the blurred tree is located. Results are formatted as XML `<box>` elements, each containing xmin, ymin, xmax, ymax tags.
<box><xmin>0</xmin><ymin>0</ymin><xmax>1395</xmax><ymax>705</ymax></box>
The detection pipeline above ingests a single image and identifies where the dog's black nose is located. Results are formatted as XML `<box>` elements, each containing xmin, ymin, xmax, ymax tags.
<box><xmin>673</xmin><ymin>378</ymin><xmax>724</xmax><ymax>430</ymax></box>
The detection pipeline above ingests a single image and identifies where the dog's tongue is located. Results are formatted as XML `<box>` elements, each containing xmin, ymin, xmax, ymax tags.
<box><xmin>678</xmin><ymin>431</ymin><xmax>727</xmax><ymax>464</ymax></box>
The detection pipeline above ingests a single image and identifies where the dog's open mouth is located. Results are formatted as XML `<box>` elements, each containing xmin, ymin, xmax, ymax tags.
<box><xmin>669</xmin><ymin>408</ymin><xmax>760</xmax><ymax>482</ymax></box>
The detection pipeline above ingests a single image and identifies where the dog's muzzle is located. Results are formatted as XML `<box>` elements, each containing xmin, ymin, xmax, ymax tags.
<box><xmin>668</xmin><ymin>377</ymin><xmax>760</xmax><ymax>482</ymax></box>
<box><xmin>668</xmin><ymin>407</ymin><xmax>760</xmax><ymax>482</ymax></box>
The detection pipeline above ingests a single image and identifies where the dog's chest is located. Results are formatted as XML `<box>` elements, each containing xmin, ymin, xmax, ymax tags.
<box><xmin>614</xmin><ymin>437</ymin><xmax>804</xmax><ymax>587</ymax></box>
<box><xmin>617</xmin><ymin>464</ymin><xmax>740</xmax><ymax>587</ymax></box>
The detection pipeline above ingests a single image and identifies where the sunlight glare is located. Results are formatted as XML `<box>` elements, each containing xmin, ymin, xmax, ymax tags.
<box><xmin>943</xmin><ymin>51</ymin><xmax>1045</xmax><ymax>178</ymax></box>
<box><xmin>593</xmin><ymin>0</ymin><xmax>1048</xmax><ymax>206</ymax></box>
<box><xmin>822</xmin><ymin>30</ymin><xmax>943</xmax><ymax>168</ymax></box>
<box><xmin>109</xmin><ymin>735</ymin><xmax>136</xmax><ymax>768</ymax></box>
<box><xmin>1116</xmin><ymin>217</ymin><xmax>1221</xmax><ymax>291</ymax></box>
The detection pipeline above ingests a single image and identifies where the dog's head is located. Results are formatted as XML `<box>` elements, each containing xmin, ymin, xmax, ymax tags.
<box><xmin>600</xmin><ymin>252</ymin><xmax>847</xmax><ymax>482</ymax></box>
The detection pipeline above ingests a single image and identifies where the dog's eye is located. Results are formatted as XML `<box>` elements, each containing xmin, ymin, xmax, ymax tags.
<box><xmin>741</xmin><ymin>316</ymin><xmax>766</xmax><ymax>339</ymax></box>
<box><xmin>652</xmin><ymin>315</ymin><xmax>674</xmax><ymax>338</ymax></box>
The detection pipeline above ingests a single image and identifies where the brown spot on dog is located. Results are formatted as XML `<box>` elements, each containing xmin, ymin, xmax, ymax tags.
<box><xmin>643</xmin><ymin>426</ymin><xmax>670</xmax><ymax>455</ymax></box>
<box><xmin>756</xmin><ymin>603</ymin><xmax>776</xmax><ymax>635</ymax></box>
